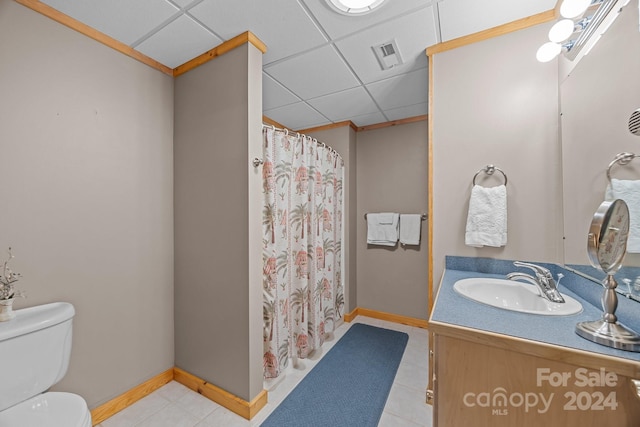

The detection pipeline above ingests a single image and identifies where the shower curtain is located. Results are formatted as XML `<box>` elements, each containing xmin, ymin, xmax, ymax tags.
<box><xmin>262</xmin><ymin>126</ymin><xmax>345</xmax><ymax>379</ymax></box>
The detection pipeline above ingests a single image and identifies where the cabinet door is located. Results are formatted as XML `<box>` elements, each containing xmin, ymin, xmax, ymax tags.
<box><xmin>434</xmin><ymin>334</ymin><xmax>640</xmax><ymax>427</ymax></box>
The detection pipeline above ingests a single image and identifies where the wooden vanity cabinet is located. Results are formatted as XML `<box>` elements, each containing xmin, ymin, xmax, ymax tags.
<box><xmin>430</xmin><ymin>324</ymin><xmax>640</xmax><ymax>426</ymax></box>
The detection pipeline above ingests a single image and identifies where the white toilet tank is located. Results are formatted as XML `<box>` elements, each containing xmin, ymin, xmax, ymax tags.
<box><xmin>0</xmin><ymin>302</ymin><xmax>75</xmax><ymax>412</ymax></box>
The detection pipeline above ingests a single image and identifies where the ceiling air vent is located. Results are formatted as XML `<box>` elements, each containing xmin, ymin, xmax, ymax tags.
<box><xmin>373</xmin><ymin>40</ymin><xmax>403</xmax><ymax>70</ymax></box>
<box><xmin>629</xmin><ymin>109</ymin><xmax>640</xmax><ymax>136</ymax></box>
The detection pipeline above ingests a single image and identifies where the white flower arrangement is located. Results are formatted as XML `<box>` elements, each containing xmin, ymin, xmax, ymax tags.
<box><xmin>0</xmin><ymin>248</ymin><xmax>23</xmax><ymax>301</ymax></box>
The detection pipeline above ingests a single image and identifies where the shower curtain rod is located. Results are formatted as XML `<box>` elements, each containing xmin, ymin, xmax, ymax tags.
<box><xmin>262</xmin><ymin>124</ymin><xmax>342</xmax><ymax>158</ymax></box>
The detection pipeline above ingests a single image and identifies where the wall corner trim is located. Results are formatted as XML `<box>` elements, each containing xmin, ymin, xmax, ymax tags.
<box><xmin>173</xmin><ymin>367</ymin><xmax>268</xmax><ymax>420</ymax></box>
<box><xmin>12</xmin><ymin>2</ymin><xmax>267</xmax><ymax>78</ymax></box>
<box><xmin>173</xmin><ymin>31</ymin><xmax>267</xmax><ymax>77</ymax></box>
<box><xmin>262</xmin><ymin>115</ymin><xmax>289</xmax><ymax>130</ymax></box>
<box><xmin>296</xmin><ymin>120</ymin><xmax>357</xmax><ymax>134</ymax></box>
<box><xmin>295</xmin><ymin>115</ymin><xmax>429</xmax><ymax>135</ymax></box>
<box><xmin>344</xmin><ymin>307</ymin><xmax>429</xmax><ymax>329</ymax></box>
<box><xmin>89</xmin><ymin>368</ymin><xmax>174</xmax><ymax>425</ymax></box>
<box><xmin>344</xmin><ymin>307</ymin><xmax>359</xmax><ymax>323</ymax></box>
<box><xmin>426</xmin><ymin>9</ymin><xmax>556</xmax><ymax>56</ymax></box>
<box><xmin>357</xmin><ymin>115</ymin><xmax>428</xmax><ymax>132</ymax></box>
<box><xmin>246</xmin><ymin>31</ymin><xmax>268</xmax><ymax>54</ymax></box>
<box><xmin>89</xmin><ymin>367</ymin><xmax>268</xmax><ymax>424</ymax></box>
<box><xmin>14</xmin><ymin>0</ymin><xmax>173</xmax><ymax>75</ymax></box>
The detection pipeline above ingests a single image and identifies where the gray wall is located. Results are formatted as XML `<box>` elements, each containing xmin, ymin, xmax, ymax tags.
<box><xmin>310</xmin><ymin>122</ymin><xmax>429</xmax><ymax>320</ymax></box>
<box><xmin>356</xmin><ymin>122</ymin><xmax>429</xmax><ymax>319</ymax></box>
<box><xmin>307</xmin><ymin>125</ymin><xmax>358</xmax><ymax>314</ymax></box>
<box><xmin>0</xmin><ymin>0</ymin><xmax>175</xmax><ymax>408</ymax></box>
<box><xmin>432</xmin><ymin>22</ymin><xmax>563</xmax><ymax>288</ymax></box>
<box><xmin>174</xmin><ymin>43</ymin><xmax>264</xmax><ymax>402</ymax></box>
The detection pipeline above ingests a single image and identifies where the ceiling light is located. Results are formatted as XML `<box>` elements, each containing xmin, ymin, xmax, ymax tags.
<box><xmin>560</xmin><ymin>0</ymin><xmax>592</xmax><ymax>18</ymax></box>
<box><xmin>549</xmin><ymin>19</ymin><xmax>576</xmax><ymax>42</ymax></box>
<box><xmin>326</xmin><ymin>0</ymin><xmax>386</xmax><ymax>15</ymax></box>
<box><xmin>536</xmin><ymin>42</ymin><xmax>562</xmax><ymax>62</ymax></box>
<box><xmin>341</xmin><ymin>0</ymin><xmax>377</xmax><ymax>7</ymax></box>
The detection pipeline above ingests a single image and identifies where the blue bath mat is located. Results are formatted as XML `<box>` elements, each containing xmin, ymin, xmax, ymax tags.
<box><xmin>260</xmin><ymin>323</ymin><xmax>408</xmax><ymax>427</ymax></box>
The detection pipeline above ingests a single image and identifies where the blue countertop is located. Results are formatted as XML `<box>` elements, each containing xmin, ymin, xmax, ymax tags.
<box><xmin>430</xmin><ymin>256</ymin><xmax>640</xmax><ymax>363</ymax></box>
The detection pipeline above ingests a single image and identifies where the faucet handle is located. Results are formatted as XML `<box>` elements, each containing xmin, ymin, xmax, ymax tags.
<box><xmin>513</xmin><ymin>261</ymin><xmax>551</xmax><ymax>277</ymax></box>
<box><xmin>511</xmin><ymin>261</ymin><xmax>565</xmax><ymax>303</ymax></box>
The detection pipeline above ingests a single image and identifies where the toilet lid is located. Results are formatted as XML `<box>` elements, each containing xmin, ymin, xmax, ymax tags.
<box><xmin>0</xmin><ymin>392</ymin><xmax>91</xmax><ymax>427</ymax></box>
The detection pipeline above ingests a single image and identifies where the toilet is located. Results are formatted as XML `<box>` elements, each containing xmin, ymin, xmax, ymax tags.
<box><xmin>0</xmin><ymin>302</ymin><xmax>92</xmax><ymax>427</ymax></box>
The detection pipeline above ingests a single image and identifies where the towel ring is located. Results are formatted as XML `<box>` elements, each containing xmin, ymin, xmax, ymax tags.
<box><xmin>606</xmin><ymin>152</ymin><xmax>638</xmax><ymax>182</ymax></box>
<box><xmin>472</xmin><ymin>165</ymin><xmax>508</xmax><ymax>186</ymax></box>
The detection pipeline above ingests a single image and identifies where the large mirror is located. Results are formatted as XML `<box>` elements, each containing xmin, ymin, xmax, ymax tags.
<box><xmin>560</xmin><ymin>0</ymin><xmax>640</xmax><ymax>299</ymax></box>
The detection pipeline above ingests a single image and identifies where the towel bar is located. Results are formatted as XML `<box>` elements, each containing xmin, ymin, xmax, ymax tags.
<box><xmin>364</xmin><ymin>213</ymin><xmax>427</xmax><ymax>220</ymax></box>
<box><xmin>472</xmin><ymin>164</ymin><xmax>508</xmax><ymax>186</ymax></box>
<box><xmin>607</xmin><ymin>152</ymin><xmax>638</xmax><ymax>182</ymax></box>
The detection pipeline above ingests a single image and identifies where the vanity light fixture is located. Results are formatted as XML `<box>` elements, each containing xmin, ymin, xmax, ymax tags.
<box><xmin>326</xmin><ymin>0</ymin><xmax>386</xmax><ymax>15</ymax></box>
<box><xmin>560</xmin><ymin>0</ymin><xmax>592</xmax><ymax>18</ymax></box>
<box><xmin>536</xmin><ymin>0</ymin><xmax>628</xmax><ymax>63</ymax></box>
<box><xmin>536</xmin><ymin>41</ymin><xmax>563</xmax><ymax>62</ymax></box>
<box><xmin>548</xmin><ymin>19</ymin><xmax>578</xmax><ymax>42</ymax></box>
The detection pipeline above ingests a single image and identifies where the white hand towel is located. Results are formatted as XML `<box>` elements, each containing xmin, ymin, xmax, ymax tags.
<box><xmin>400</xmin><ymin>214</ymin><xmax>422</xmax><ymax>246</ymax></box>
<box><xmin>377</xmin><ymin>213</ymin><xmax>395</xmax><ymax>225</ymax></box>
<box><xmin>367</xmin><ymin>213</ymin><xmax>399</xmax><ymax>246</ymax></box>
<box><xmin>465</xmin><ymin>185</ymin><xmax>507</xmax><ymax>248</ymax></box>
<box><xmin>605</xmin><ymin>179</ymin><xmax>640</xmax><ymax>253</ymax></box>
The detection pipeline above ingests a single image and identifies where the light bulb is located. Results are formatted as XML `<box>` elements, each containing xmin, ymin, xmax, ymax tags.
<box><xmin>340</xmin><ymin>0</ymin><xmax>377</xmax><ymax>7</ymax></box>
<box><xmin>549</xmin><ymin>19</ymin><xmax>576</xmax><ymax>42</ymax></box>
<box><xmin>560</xmin><ymin>0</ymin><xmax>591</xmax><ymax>18</ymax></box>
<box><xmin>536</xmin><ymin>42</ymin><xmax>562</xmax><ymax>62</ymax></box>
<box><xmin>327</xmin><ymin>0</ymin><xmax>386</xmax><ymax>14</ymax></box>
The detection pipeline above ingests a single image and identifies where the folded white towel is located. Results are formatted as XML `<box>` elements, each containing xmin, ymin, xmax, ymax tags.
<box><xmin>400</xmin><ymin>214</ymin><xmax>422</xmax><ymax>246</ymax></box>
<box><xmin>367</xmin><ymin>213</ymin><xmax>399</xmax><ymax>246</ymax></box>
<box><xmin>377</xmin><ymin>213</ymin><xmax>395</xmax><ymax>225</ymax></box>
<box><xmin>605</xmin><ymin>179</ymin><xmax>640</xmax><ymax>253</ymax></box>
<box><xmin>465</xmin><ymin>185</ymin><xmax>507</xmax><ymax>248</ymax></box>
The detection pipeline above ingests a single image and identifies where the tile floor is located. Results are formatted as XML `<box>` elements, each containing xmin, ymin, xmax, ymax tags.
<box><xmin>97</xmin><ymin>316</ymin><xmax>433</xmax><ymax>427</ymax></box>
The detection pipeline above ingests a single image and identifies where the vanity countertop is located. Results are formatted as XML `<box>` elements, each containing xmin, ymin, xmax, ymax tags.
<box><xmin>430</xmin><ymin>256</ymin><xmax>640</xmax><ymax>366</ymax></box>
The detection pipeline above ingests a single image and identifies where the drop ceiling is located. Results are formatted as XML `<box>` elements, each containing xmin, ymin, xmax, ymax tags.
<box><xmin>38</xmin><ymin>0</ymin><xmax>557</xmax><ymax>130</ymax></box>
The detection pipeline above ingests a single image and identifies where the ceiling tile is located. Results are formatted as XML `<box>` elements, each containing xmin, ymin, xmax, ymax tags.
<box><xmin>366</xmin><ymin>68</ymin><xmax>428</xmax><ymax>110</ymax></box>
<box><xmin>335</xmin><ymin>7</ymin><xmax>436</xmax><ymax>84</ymax></box>
<box><xmin>384</xmin><ymin>102</ymin><xmax>428</xmax><ymax>121</ymax></box>
<box><xmin>265</xmin><ymin>45</ymin><xmax>360</xmax><ymax>100</ymax></box>
<box><xmin>350</xmin><ymin>111</ymin><xmax>387</xmax><ymax>127</ymax></box>
<box><xmin>263</xmin><ymin>73</ymin><xmax>300</xmax><ymax>110</ymax></box>
<box><xmin>307</xmin><ymin>87</ymin><xmax>379</xmax><ymax>121</ymax></box>
<box><xmin>135</xmin><ymin>15</ymin><xmax>222</xmax><ymax>68</ymax></box>
<box><xmin>190</xmin><ymin>0</ymin><xmax>328</xmax><ymax>64</ymax></box>
<box><xmin>264</xmin><ymin>102</ymin><xmax>330</xmax><ymax>130</ymax></box>
<box><xmin>438</xmin><ymin>0</ymin><xmax>557</xmax><ymax>41</ymax></box>
<box><xmin>302</xmin><ymin>0</ymin><xmax>432</xmax><ymax>40</ymax></box>
<box><xmin>40</xmin><ymin>0</ymin><xmax>179</xmax><ymax>46</ymax></box>
<box><xmin>39</xmin><ymin>0</ymin><xmax>553</xmax><ymax>127</ymax></box>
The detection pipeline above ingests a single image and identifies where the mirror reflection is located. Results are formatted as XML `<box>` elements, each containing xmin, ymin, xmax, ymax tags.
<box><xmin>560</xmin><ymin>0</ymin><xmax>640</xmax><ymax>300</ymax></box>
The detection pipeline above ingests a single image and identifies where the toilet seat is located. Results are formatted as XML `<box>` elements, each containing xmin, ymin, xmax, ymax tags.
<box><xmin>0</xmin><ymin>392</ymin><xmax>91</xmax><ymax>427</ymax></box>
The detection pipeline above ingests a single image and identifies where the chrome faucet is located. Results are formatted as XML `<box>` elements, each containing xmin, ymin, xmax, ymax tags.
<box><xmin>506</xmin><ymin>261</ymin><xmax>565</xmax><ymax>303</ymax></box>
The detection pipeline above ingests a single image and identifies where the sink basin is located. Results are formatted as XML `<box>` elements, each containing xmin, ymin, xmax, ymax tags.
<box><xmin>453</xmin><ymin>278</ymin><xmax>583</xmax><ymax>316</ymax></box>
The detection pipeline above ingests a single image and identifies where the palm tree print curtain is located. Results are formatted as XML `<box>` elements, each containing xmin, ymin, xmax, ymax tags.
<box><xmin>262</xmin><ymin>127</ymin><xmax>345</xmax><ymax>379</ymax></box>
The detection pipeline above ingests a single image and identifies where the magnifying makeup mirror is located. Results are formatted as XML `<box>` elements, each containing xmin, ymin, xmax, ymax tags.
<box><xmin>576</xmin><ymin>199</ymin><xmax>640</xmax><ymax>351</ymax></box>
